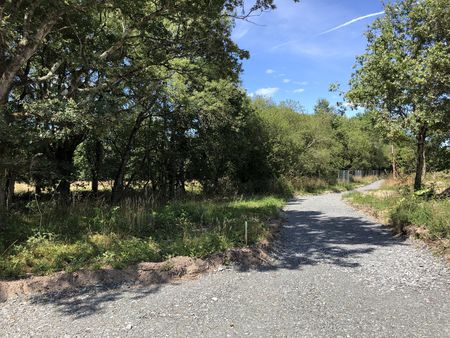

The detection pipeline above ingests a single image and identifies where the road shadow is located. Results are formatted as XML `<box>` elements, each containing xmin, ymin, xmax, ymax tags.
<box><xmin>30</xmin><ymin>283</ymin><xmax>163</xmax><ymax>320</ymax></box>
<box><xmin>235</xmin><ymin>199</ymin><xmax>404</xmax><ymax>272</ymax></box>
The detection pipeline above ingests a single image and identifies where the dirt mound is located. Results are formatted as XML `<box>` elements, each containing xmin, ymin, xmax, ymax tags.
<box><xmin>0</xmin><ymin>256</ymin><xmax>218</xmax><ymax>302</ymax></box>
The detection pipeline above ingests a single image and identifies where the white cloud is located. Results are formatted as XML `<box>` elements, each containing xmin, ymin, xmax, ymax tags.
<box><xmin>255</xmin><ymin>87</ymin><xmax>279</xmax><ymax>97</ymax></box>
<box><xmin>265</xmin><ymin>69</ymin><xmax>275</xmax><ymax>74</ymax></box>
<box><xmin>283</xmin><ymin>79</ymin><xmax>291</xmax><ymax>83</ymax></box>
<box><xmin>293</xmin><ymin>81</ymin><xmax>308</xmax><ymax>85</ymax></box>
<box><xmin>248</xmin><ymin>92</ymin><xmax>255</xmax><ymax>98</ymax></box>
<box><xmin>318</xmin><ymin>11</ymin><xmax>385</xmax><ymax>35</ymax></box>
<box><xmin>294</xmin><ymin>88</ymin><xmax>305</xmax><ymax>93</ymax></box>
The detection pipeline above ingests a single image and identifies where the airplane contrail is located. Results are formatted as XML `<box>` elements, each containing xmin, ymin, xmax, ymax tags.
<box><xmin>318</xmin><ymin>11</ymin><xmax>385</xmax><ymax>35</ymax></box>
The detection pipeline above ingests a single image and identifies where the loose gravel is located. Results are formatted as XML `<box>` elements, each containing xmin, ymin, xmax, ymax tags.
<box><xmin>1</xmin><ymin>180</ymin><xmax>449</xmax><ymax>337</ymax></box>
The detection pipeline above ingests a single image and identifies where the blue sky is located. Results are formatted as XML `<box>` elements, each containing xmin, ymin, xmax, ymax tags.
<box><xmin>232</xmin><ymin>0</ymin><xmax>386</xmax><ymax>113</ymax></box>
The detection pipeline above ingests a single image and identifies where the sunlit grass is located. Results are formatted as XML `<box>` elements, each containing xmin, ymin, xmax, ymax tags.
<box><xmin>14</xmin><ymin>181</ymin><xmax>114</xmax><ymax>194</ymax></box>
<box><xmin>345</xmin><ymin>172</ymin><xmax>450</xmax><ymax>241</ymax></box>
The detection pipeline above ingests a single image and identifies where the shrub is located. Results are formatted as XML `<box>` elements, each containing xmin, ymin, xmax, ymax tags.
<box><xmin>390</xmin><ymin>197</ymin><xmax>417</xmax><ymax>233</ymax></box>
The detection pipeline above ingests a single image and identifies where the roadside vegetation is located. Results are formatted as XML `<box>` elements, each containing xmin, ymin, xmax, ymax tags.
<box><xmin>345</xmin><ymin>172</ymin><xmax>450</xmax><ymax>250</ymax></box>
<box><xmin>0</xmin><ymin>0</ymin><xmax>448</xmax><ymax>279</ymax></box>
<box><xmin>0</xmin><ymin>196</ymin><xmax>284</xmax><ymax>278</ymax></box>
<box><xmin>293</xmin><ymin>176</ymin><xmax>379</xmax><ymax>195</ymax></box>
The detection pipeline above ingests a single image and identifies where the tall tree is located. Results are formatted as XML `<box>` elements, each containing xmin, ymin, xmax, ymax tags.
<box><xmin>347</xmin><ymin>0</ymin><xmax>450</xmax><ymax>190</ymax></box>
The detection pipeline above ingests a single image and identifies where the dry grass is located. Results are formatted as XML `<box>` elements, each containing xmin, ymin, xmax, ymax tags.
<box><xmin>14</xmin><ymin>181</ymin><xmax>114</xmax><ymax>194</ymax></box>
<box><xmin>14</xmin><ymin>182</ymin><xmax>33</xmax><ymax>194</ymax></box>
<box><xmin>15</xmin><ymin>180</ymin><xmax>203</xmax><ymax>194</ymax></box>
<box><xmin>345</xmin><ymin>171</ymin><xmax>450</xmax><ymax>250</ymax></box>
<box><xmin>71</xmin><ymin>181</ymin><xmax>114</xmax><ymax>192</ymax></box>
<box><xmin>381</xmin><ymin>171</ymin><xmax>450</xmax><ymax>193</ymax></box>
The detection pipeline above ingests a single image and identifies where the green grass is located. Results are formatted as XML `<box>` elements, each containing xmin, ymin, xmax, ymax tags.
<box><xmin>344</xmin><ymin>191</ymin><xmax>399</xmax><ymax>217</ymax></box>
<box><xmin>0</xmin><ymin>196</ymin><xmax>284</xmax><ymax>279</ymax></box>
<box><xmin>345</xmin><ymin>176</ymin><xmax>450</xmax><ymax>241</ymax></box>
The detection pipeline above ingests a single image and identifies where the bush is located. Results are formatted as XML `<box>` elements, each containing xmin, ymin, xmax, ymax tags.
<box><xmin>390</xmin><ymin>197</ymin><xmax>417</xmax><ymax>233</ymax></box>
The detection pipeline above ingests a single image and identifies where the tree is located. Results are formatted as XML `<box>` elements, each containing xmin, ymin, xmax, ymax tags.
<box><xmin>1</xmin><ymin>0</ymin><xmax>298</xmax><ymax>206</ymax></box>
<box><xmin>347</xmin><ymin>0</ymin><xmax>450</xmax><ymax>190</ymax></box>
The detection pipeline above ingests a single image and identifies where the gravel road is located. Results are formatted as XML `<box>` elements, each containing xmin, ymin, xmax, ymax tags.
<box><xmin>1</xmin><ymin>180</ymin><xmax>449</xmax><ymax>337</ymax></box>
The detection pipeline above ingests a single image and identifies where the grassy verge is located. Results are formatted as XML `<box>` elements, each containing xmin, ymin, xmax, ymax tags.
<box><xmin>0</xmin><ymin>196</ymin><xmax>284</xmax><ymax>279</ymax></box>
<box><xmin>344</xmin><ymin>172</ymin><xmax>450</xmax><ymax>251</ymax></box>
<box><xmin>291</xmin><ymin>175</ymin><xmax>380</xmax><ymax>195</ymax></box>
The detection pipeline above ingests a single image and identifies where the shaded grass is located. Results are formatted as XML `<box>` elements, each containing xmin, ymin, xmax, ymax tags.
<box><xmin>0</xmin><ymin>196</ymin><xmax>284</xmax><ymax>279</ymax></box>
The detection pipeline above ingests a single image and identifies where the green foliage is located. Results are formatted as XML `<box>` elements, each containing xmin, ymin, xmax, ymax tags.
<box><xmin>347</xmin><ymin>0</ymin><xmax>450</xmax><ymax>189</ymax></box>
<box><xmin>390</xmin><ymin>196</ymin><xmax>450</xmax><ymax>239</ymax></box>
<box><xmin>245</xmin><ymin>98</ymin><xmax>390</xmax><ymax>188</ymax></box>
<box><xmin>346</xmin><ymin>191</ymin><xmax>397</xmax><ymax>212</ymax></box>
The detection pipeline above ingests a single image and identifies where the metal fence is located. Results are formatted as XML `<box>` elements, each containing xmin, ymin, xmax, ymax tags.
<box><xmin>337</xmin><ymin>169</ymin><xmax>386</xmax><ymax>183</ymax></box>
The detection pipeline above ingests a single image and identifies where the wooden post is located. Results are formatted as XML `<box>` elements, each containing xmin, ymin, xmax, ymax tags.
<box><xmin>244</xmin><ymin>221</ymin><xmax>248</xmax><ymax>245</ymax></box>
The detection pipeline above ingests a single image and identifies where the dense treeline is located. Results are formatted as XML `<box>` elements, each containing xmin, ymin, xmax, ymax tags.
<box><xmin>0</xmin><ymin>0</ymin><xmax>281</xmax><ymax>207</ymax></box>
<box><xmin>1</xmin><ymin>0</ymin><xmax>447</xmax><ymax>211</ymax></box>
<box><xmin>0</xmin><ymin>0</ymin><xmax>388</xmax><ymax>210</ymax></box>
<box><xmin>76</xmin><ymin>97</ymin><xmax>395</xmax><ymax>197</ymax></box>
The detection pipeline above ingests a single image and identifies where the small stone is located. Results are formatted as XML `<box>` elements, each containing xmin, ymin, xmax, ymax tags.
<box><xmin>126</xmin><ymin>324</ymin><xmax>133</xmax><ymax>330</ymax></box>
<box><xmin>212</xmin><ymin>297</ymin><xmax>218</xmax><ymax>301</ymax></box>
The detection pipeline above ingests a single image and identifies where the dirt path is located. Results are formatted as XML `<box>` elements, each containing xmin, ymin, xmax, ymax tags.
<box><xmin>1</xmin><ymin>181</ymin><xmax>449</xmax><ymax>337</ymax></box>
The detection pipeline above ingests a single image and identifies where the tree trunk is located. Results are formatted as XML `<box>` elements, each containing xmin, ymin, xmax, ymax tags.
<box><xmin>111</xmin><ymin>113</ymin><xmax>147</xmax><ymax>203</ymax></box>
<box><xmin>414</xmin><ymin>126</ymin><xmax>427</xmax><ymax>191</ymax></box>
<box><xmin>54</xmin><ymin>137</ymin><xmax>83</xmax><ymax>204</ymax></box>
<box><xmin>391</xmin><ymin>144</ymin><xmax>397</xmax><ymax>179</ymax></box>
<box><xmin>35</xmin><ymin>182</ymin><xmax>42</xmax><ymax>196</ymax></box>
<box><xmin>0</xmin><ymin>170</ymin><xmax>6</xmax><ymax>211</ymax></box>
<box><xmin>6</xmin><ymin>170</ymin><xmax>15</xmax><ymax>207</ymax></box>
<box><xmin>91</xmin><ymin>139</ymin><xmax>103</xmax><ymax>195</ymax></box>
<box><xmin>178</xmin><ymin>163</ymin><xmax>186</xmax><ymax>196</ymax></box>
<box><xmin>0</xmin><ymin>172</ymin><xmax>5</xmax><ymax>228</ymax></box>
<box><xmin>91</xmin><ymin>173</ymin><xmax>99</xmax><ymax>195</ymax></box>
<box><xmin>56</xmin><ymin>178</ymin><xmax>71</xmax><ymax>204</ymax></box>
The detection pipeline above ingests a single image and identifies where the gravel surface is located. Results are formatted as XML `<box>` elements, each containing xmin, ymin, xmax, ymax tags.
<box><xmin>1</xmin><ymin>180</ymin><xmax>449</xmax><ymax>337</ymax></box>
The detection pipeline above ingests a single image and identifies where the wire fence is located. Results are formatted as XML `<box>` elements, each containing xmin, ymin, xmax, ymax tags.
<box><xmin>337</xmin><ymin>169</ymin><xmax>388</xmax><ymax>182</ymax></box>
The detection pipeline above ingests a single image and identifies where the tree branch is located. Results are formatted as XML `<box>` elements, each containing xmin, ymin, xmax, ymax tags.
<box><xmin>37</xmin><ymin>60</ymin><xmax>63</xmax><ymax>81</ymax></box>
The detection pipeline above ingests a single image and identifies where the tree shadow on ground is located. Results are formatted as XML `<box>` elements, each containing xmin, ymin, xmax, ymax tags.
<box><xmin>28</xmin><ymin>196</ymin><xmax>405</xmax><ymax>318</ymax></box>
<box><xmin>30</xmin><ymin>284</ymin><xmax>163</xmax><ymax>320</ymax></box>
<box><xmin>236</xmin><ymin>198</ymin><xmax>404</xmax><ymax>272</ymax></box>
